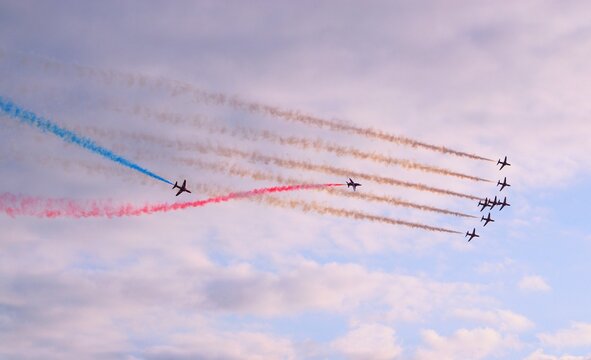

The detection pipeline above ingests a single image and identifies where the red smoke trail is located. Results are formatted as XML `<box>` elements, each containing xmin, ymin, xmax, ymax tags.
<box><xmin>0</xmin><ymin>183</ymin><xmax>343</xmax><ymax>218</ymax></box>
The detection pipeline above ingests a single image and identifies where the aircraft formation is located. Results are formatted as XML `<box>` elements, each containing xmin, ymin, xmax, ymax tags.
<box><xmin>172</xmin><ymin>157</ymin><xmax>502</xmax><ymax>244</ymax></box>
<box><xmin>465</xmin><ymin>156</ymin><xmax>511</xmax><ymax>242</ymax></box>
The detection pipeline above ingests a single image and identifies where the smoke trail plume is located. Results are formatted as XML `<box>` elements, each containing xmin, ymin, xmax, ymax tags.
<box><xmin>262</xmin><ymin>196</ymin><xmax>461</xmax><ymax>234</ymax></box>
<box><xmin>185</xmin><ymin>182</ymin><xmax>461</xmax><ymax>233</ymax></box>
<box><xmin>4</xmin><ymin>147</ymin><xmax>476</xmax><ymax>219</ymax></box>
<box><xmin>175</xmin><ymin>157</ymin><xmax>476</xmax><ymax>218</ymax></box>
<box><xmin>3</xmin><ymin>51</ymin><xmax>492</xmax><ymax>161</ymax></box>
<box><xmin>0</xmin><ymin>183</ymin><xmax>343</xmax><ymax>218</ymax></box>
<box><xmin>79</xmin><ymin>127</ymin><xmax>482</xmax><ymax>201</ymax></box>
<box><xmin>179</xmin><ymin>147</ymin><xmax>481</xmax><ymax>200</ymax></box>
<box><xmin>0</xmin><ymin>96</ymin><xmax>173</xmax><ymax>185</ymax></box>
<box><xmin>119</xmin><ymin>105</ymin><xmax>490</xmax><ymax>182</ymax></box>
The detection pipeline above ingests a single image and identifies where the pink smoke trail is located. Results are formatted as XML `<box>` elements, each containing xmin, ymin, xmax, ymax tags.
<box><xmin>0</xmin><ymin>183</ymin><xmax>343</xmax><ymax>218</ymax></box>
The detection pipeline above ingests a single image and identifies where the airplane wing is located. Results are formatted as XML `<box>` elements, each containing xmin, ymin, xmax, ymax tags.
<box><xmin>176</xmin><ymin>188</ymin><xmax>183</xmax><ymax>196</ymax></box>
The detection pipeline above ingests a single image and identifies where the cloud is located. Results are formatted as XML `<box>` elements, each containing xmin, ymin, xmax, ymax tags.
<box><xmin>198</xmin><ymin>260</ymin><xmax>485</xmax><ymax>322</ymax></box>
<box><xmin>524</xmin><ymin>348</ymin><xmax>591</xmax><ymax>360</ymax></box>
<box><xmin>538</xmin><ymin>323</ymin><xmax>591</xmax><ymax>349</ymax></box>
<box><xmin>475</xmin><ymin>258</ymin><xmax>515</xmax><ymax>274</ymax></box>
<box><xmin>415</xmin><ymin>327</ymin><xmax>519</xmax><ymax>360</ymax></box>
<box><xmin>519</xmin><ymin>275</ymin><xmax>552</xmax><ymax>292</ymax></box>
<box><xmin>330</xmin><ymin>323</ymin><xmax>402</xmax><ymax>360</ymax></box>
<box><xmin>142</xmin><ymin>330</ymin><xmax>296</xmax><ymax>360</ymax></box>
<box><xmin>452</xmin><ymin>308</ymin><xmax>534</xmax><ymax>333</ymax></box>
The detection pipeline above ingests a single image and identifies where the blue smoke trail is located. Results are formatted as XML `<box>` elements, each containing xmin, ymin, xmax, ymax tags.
<box><xmin>0</xmin><ymin>96</ymin><xmax>173</xmax><ymax>185</ymax></box>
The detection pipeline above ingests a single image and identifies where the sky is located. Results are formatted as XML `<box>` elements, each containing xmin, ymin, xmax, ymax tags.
<box><xmin>1</xmin><ymin>1</ymin><xmax>591</xmax><ymax>359</ymax></box>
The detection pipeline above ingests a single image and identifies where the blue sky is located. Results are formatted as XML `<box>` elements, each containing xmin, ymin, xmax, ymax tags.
<box><xmin>1</xmin><ymin>1</ymin><xmax>591</xmax><ymax>359</ymax></box>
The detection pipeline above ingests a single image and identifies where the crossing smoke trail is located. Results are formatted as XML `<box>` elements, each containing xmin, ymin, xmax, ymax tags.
<box><xmin>184</xmin><ymin>183</ymin><xmax>461</xmax><ymax>234</ymax></box>
<box><xmin>174</xmin><ymin>157</ymin><xmax>477</xmax><ymax>218</ymax></box>
<box><xmin>183</xmin><ymin>147</ymin><xmax>482</xmax><ymax>200</ymax></box>
<box><xmin>3</xmin><ymin>150</ymin><xmax>476</xmax><ymax>219</ymax></box>
<box><xmin>0</xmin><ymin>96</ymin><xmax>173</xmax><ymax>185</ymax></box>
<box><xmin>3</xmin><ymin>51</ymin><xmax>492</xmax><ymax>161</ymax></box>
<box><xmin>79</xmin><ymin>128</ymin><xmax>482</xmax><ymax>201</ymax></box>
<box><xmin>0</xmin><ymin>151</ymin><xmax>462</xmax><ymax>232</ymax></box>
<box><xmin>0</xmin><ymin>183</ymin><xmax>343</xmax><ymax>218</ymax></box>
<box><xmin>118</xmin><ymin>105</ymin><xmax>491</xmax><ymax>182</ymax></box>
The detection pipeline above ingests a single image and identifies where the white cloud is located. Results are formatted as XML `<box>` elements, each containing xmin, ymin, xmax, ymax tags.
<box><xmin>475</xmin><ymin>258</ymin><xmax>516</xmax><ymax>274</ymax></box>
<box><xmin>198</xmin><ymin>260</ymin><xmax>484</xmax><ymax>321</ymax></box>
<box><xmin>524</xmin><ymin>348</ymin><xmax>591</xmax><ymax>360</ymax></box>
<box><xmin>415</xmin><ymin>327</ymin><xmax>519</xmax><ymax>360</ymax></box>
<box><xmin>331</xmin><ymin>323</ymin><xmax>402</xmax><ymax>360</ymax></box>
<box><xmin>538</xmin><ymin>323</ymin><xmax>591</xmax><ymax>349</ymax></box>
<box><xmin>143</xmin><ymin>330</ymin><xmax>296</xmax><ymax>360</ymax></box>
<box><xmin>519</xmin><ymin>275</ymin><xmax>552</xmax><ymax>292</ymax></box>
<box><xmin>452</xmin><ymin>308</ymin><xmax>534</xmax><ymax>333</ymax></box>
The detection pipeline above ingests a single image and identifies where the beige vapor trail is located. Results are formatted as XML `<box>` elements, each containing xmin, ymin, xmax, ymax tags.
<box><xmin>262</xmin><ymin>197</ymin><xmax>462</xmax><ymax>234</ymax></box>
<box><xmin>3</xmin><ymin>153</ymin><xmax>462</xmax><ymax>233</ymax></box>
<box><xmin>114</xmin><ymin>105</ymin><xmax>491</xmax><ymax>182</ymax></box>
<box><xmin>183</xmin><ymin>183</ymin><xmax>460</xmax><ymax>234</ymax></box>
<box><xmin>174</xmin><ymin>157</ymin><xmax>476</xmax><ymax>219</ymax></box>
<box><xmin>5</xmin><ymin>50</ymin><xmax>492</xmax><ymax>161</ymax></box>
<box><xmin>79</xmin><ymin>126</ymin><xmax>482</xmax><ymax>201</ymax></box>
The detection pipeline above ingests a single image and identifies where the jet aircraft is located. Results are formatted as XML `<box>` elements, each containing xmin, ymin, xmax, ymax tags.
<box><xmin>481</xmin><ymin>212</ymin><xmax>495</xmax><ymax>227</ymax></box>
<box><xmin>465</xmin><ymin>228</ymin><xmax>479</xmax><ymax>242</ymax></box>
<box><xmin>347</xmin><ymin>178</ymin><xmax>362</xmax><ymax>191</ymax></box>
<box><xmin>497</xmin><ymin>177</ymin><xmax>511</xmax><ymax>191</ymax></box>
<box><xmin>497</xmin><ymin>156</ymin><xmax>511</xmax><ymax>170</ymax></box>
<box><xmin>172</xmin><ymin>179</ymin><xmax>191</xmax><ymax>196</ymax></box>
<box><xmin>488</xmin><ymin>195</ymin><xmax>499</xmax><ymax>210</ymax></box>
<box><xmin>497</xmin><ymin>196</ymin><xmax>510</xmax><ymax>211</ymax></box>
<box><xmin>478</xmin><ymin>198</ymin><xmax>490</xmax><ymax>212</ymax></box>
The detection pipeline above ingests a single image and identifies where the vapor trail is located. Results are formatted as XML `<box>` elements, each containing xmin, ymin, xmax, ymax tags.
<box><xmin>262</xmin><ymin>196</ymin><xmax>461</xmax><ymax>234</ymax></box>
<box><xmin>120</xmin><ymin>105</ymin><xmax>490</xmax><ymax>182</ymax></box>
<box><xmin>145</xmin><ymin>182</ymin><xmax>461</xmax><ymax>234</ymax></box>
<box><xmin>80</xmin><ymin>128</ymin><xmax>482</xmax><ymax>201</ymax></box>
<box><xmin>3</xmin><ymin>148</ymin><xmax>476</xmax><ymax>219</ymax></box>
<box><xmin>176</xmin><ymin>157</ymin><xmax>476</xmax><ymax>218</ymax></box>
<box><xmin>0</xmin><ymin>184</ymin><xmax>343</xmax><ymax>218</ymax></box>
<box><xmin>188</xmin><ymin>147</ymin><xmax>481</xmax><ymax>200</ymax></box>
<box><xmin>4</xmin><ymin>50</ymin><xmax>492</xmax><ymax>161</ymax></box>
<box><xmin>0</xmin><ymin>96</ymin><xmax>172</xmax><ymax>185</ymax></box>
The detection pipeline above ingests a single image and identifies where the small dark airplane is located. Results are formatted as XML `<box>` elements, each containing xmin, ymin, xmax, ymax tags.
<box><xmin>497</xmin><ymin>196</ymin><xmax>511</xmax><ymax>211</ymax></box>
<box><xmin>497</xmin><ymin>177</ymin><xmax>511</xmax><ymax>191</ymax></box>
<box><xmin>465</xmin><ymin>228</ymin><xmax>479</xmax><ymax>242</ymax></box>
<box><xmin>488</xmin><ymin>195</ymin><xmax>499</xmax><ymax>210</ymax></box>
<box><xmin>478</xmin><ymin>197</ymin><xmax>490</xmax><ymax>212</ymax></box>
<box><xmin>347</xmin><ymin>178</ymin><xmax>362</xmax><ymax>191</ymax></box>
<box><xmin>497</xmin><ymin>156</ymin><xmax>511</xmax><ymax>170</ymax></box>
<box><xmin>481</xmin><ymin>212</ymin><xmax>495</xmax><ymax>227</ymax></box>
<box><xmin>172</xmin><ymin>179</ymin><xmax>191</xmax><ymax>196</ymax></box>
